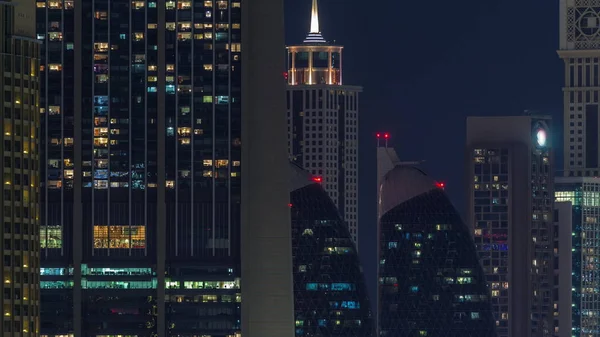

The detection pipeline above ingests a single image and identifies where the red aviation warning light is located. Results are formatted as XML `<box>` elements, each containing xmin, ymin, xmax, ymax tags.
<box><xmin>283</xmin><ymin>72</ymin><xmax>289</xmax><ymax>80</ymax></box>
<box><xmin>312</xmin><ymin>176</ymin><xmax>323</xmax><ymax>183</ymax></box>
<box><xmin>435</xmin><ymin>181</ymin><xmax>445</xmax><ymax>189</ymax></box>
<box><xmin>384</xmin><ymin>133</ymin><xmax>390</xmax><ymax>139</ymax></box>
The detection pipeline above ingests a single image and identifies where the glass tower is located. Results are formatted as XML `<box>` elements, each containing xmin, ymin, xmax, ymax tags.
<box><xmin>36</xmin><ymin>0</ymin><xmax>242</xmax><ymax>335</ymax></box>
<box><xmin>555</xmin><ymin>177</ymin><xmax>600</xmax><ymax>337</ymax></box>
<box><xmin>289</xmin><ymin>163</ymin><xmax>373</xmax><ymax>337</ymax></box>
<box><xmin>1</xmin><ymin>0</ymin><xmax>41</xmax><ymax>335</ymax></box>
<box><xmin>377</xmin><ymin>159</ymin><xmax>496</xmax><ymax>337</ymax></box>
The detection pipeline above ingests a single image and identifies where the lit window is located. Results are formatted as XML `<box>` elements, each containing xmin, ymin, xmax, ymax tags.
<box><xmin>36</xmin><ymin>2</ymin><xmax>46</xmax><ymax>8</ymax></box>
<box><xmin>177</xmin><ymin>33</ymin><xmax>191</xmax><ymax>41</ymax></box>
<box><xmin>148</xmin><ymin>76</ymin><xmax>157</xmax><ymax>82</ymax></box>
<box><xmin>178</xmin><ymin>1</ymin><xmax>191</xmax><ymax>9</ymax></box>
<box><xmin>132</xmin><ymin>1</ymin><xmax>145</xmax><ymax>9</ymax></box>
<box><xmin>203</xmin><ymin>64</ymin><xmax>213</xmax><ymax>71</ymax></box>
<box><xmin>48</xmin><ymin>1</ymin><xmax>62</xmax><ymax>9</ymax></box>
<box><xmin>133</xmin><ymin>32</ymin><xmax>144</xmax><ymax>41</ymax></box>
<box><xmin>49</xmin><ymin>64</ymin><xmax>62</xmax><ymax>71</ymax></box>
<box><xmin>49</xmin><ymin>32</ymin><xmax>63</xmax><ymax>41</ymax></box>
<box><xmin>166</xmin><ymin>1</ymin><xmax>175</xmax><ymax>9</ymax></box>
<box><xmin>166</xmin><ymin>64</ymin><xmax>175</xmax><ymax>72</ymax></box>
<box><xmin>148</xmin><ymin>23</ymin><xmax>157</xmax><ymax>29</ymax></box>
<box><xmin>203</xmin><ymin>96</ymin><xmax>213</xmax><ymax>103</ymax></box>
<box><xmin>94</xmin><ymin>11</ymin><xmax>108</xmax><ymax>20</ymax></box>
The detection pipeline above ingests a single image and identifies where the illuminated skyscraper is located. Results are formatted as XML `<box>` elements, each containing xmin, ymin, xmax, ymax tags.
<box><xmin>1</xmin><ymin>0</ymin><xmax>41</xmax><ymax>335</ymax></box>
<box><xmin>286</xmin><ymin>0</ymin><xmax>361</xmax><ymax>246</ymax></box>
<box><xmin>466</xmin><ymin>115</ymin><xmax>554</xmax><ymax>337</ymax></box>
<box><xmin>554</xmin><ymin>178</ymin><xmax>600</xmax><ymax>337</ymax></box>
<box><xmin>559</xmin><ymin>0</ymin><xmax>600</xmax><ymax>176</ymax></box>
<box><xmin>377</xmin><ymin>147</ymin><xmax>495</xmax><ymax>337</ymax></box>
<box><xmin>289</xmin><ymin>163</ymin><xmax>373</xmax><ymax>337</ymax></box>
<box><xmin>36</xmin><ymin>0</ymin><xmax>294</xmax><ymax>336</ymax></box>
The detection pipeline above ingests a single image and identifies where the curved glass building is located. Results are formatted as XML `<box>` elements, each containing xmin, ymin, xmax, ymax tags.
<box><xmin>289</xmin><ymin>164</ymin><xmax>374</xmax><ymax>337</ymax></box>
<box><xmin>377</xmin><ymin>162</ymin><xmax>496</xmax><ymax>337</ymax></box>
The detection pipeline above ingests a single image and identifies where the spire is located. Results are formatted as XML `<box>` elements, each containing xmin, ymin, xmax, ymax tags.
<box><xmin>303</xmin><ymin>0</ymin><xmax>326</xmax><ymax>43</ymax></box>
<box><xmin>310</xmin><ymin>0</ymin><xmax>320</xmax><ymax>33</ymax></box>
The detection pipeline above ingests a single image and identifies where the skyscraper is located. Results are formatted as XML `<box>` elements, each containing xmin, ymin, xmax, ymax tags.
<box><xmin>1</xmin><ymin>0</ymin><xmax>41</xmax><ymax>335</ymax></box>
<box><xmin>377</xmin><ymin>147</ymin><xmax>496</xmax><ymax>337</ymax></box>
<box><xmin>466</xmin><ymin>116</ymin><xmax>554</xmax><ymax>337</ymax></box>
<box><xmin>554</xmin><ymin>177</ymin><xmax>600</xmax><ymax>337</ymax></box>
<box><xmin>285</xmin><ymin>0</ymin><xmax>361</xmax><ymax>246</ymax></box>
<box><xmin>289</xmin><ymin>163</ymin><xmax>373</xmax><ymax>337</ymax></box>
<box><xmin>36</xmin><ymin>0</ymin><xmax>294</xmax><ymax>335</ymax></box>
<box><xmin>558</xmin><ymin>0</ymin><xmax>600</xmax><ymax>176</ymax></box>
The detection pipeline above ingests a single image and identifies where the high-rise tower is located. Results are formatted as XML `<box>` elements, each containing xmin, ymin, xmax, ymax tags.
<box><xmin>286</xmin><ymin>0</ymin><xmax>362</xmax><ymax>246</ymax></box>
<box><xmin>466</xmin><ymin>115</ymin><xmax>554</xmax><ymax>337</ymax></box>
<box><xmin>377</xmin><ymin>147</ymin><xmax>496</xmax><ymax>337</ymax></box>
<box><xmin>36</xmin><ymin>0</ymin><xmax>294</xmax><ymax>335</ymax></box>
<box><xmin>559</xmin><ymin>0</ymin><xmax>600</xmax><ymax>176</ymax></box>
<box><xmin>1</xmin><ymin>0</ymin><xmax>41</xmax><ymax>335</ymax></box>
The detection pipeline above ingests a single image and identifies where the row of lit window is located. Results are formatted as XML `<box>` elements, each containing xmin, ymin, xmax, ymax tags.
<box><xmin>166</xmin><ymin>279</ymin><xmax>239</xmax><ymax>290</ymax></box>
<box><xmin>36</xmin><ymin>1</ymin><xmax>73</xmax><ymax>9</ymax></box>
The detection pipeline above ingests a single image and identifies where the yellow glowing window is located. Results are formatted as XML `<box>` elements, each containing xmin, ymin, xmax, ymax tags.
<box><xmin>194</xmin><ymin>23</ymin><xmax>204</xmax><ymax>29</ymax></box>
<box><xmin>232</xmin><ymin>23</ymin><xmax>241</xmax><ymax>29</ymax></box>
<box><xmin>233</xmin><ymin>161</ymin><xmax>241</xmax><ymax>167</ymax></box>
<box><xmin>148</xmin><ymin>76</ymin><xmax>158</xmax><ymax>82</ymax></box>
<box><xmin>178</xmin><ymin>33</ymin><xmax>192</xmax><ymax>41</ymax></box>
<box><xmin>179</xmin><ymin>138</ymin><xmax>190</xmax><ymax>145</ymax></box>
<box><xmin>217</xmin><ymin>1</ymin><xmax>228</xmax><ymax>9</ymax></box>
<box><xmin>204</xmin><ymin>0</ymin><xmax>212</xmax><ymax>6</ymax></box>
<box><xmin>49</xmin><ymin>64</ymin><xmax>62</xmax><ymax>71</ymax></box>
<box><xmin>94</xmin><ymin>42</ymin><xmax>109</xmax><ymax>52</ymax></box>
<box><xmin>166</xmin><ymin>76</ymin><xmax>175</xmax><ymax>83</ymax></box>
<box><xmin>132</xmin><ymin>1</ymin><xmax>145</xmax><ymax>9</ymax></box>
<box><xmin>148</xmin><ymin>65</ymin><xmax>157</xmax><ymax>71</ymax></box>
<box><xmin>48</xmin><ymin>1</ymin><xmax>62</xmax><ymax>9</ymax></box>
<box><xmin>230</xmin><ymin>43</ymin><xmax>241</xmax><ymax>52</ymax></box>
<box><xmin>194</xmin><ymin>34</ymin><xmax>204</xmax><ymax>40</ymax></box>
<box><xmin>166</xmin><ymin>64</ymin><xmax>175</xmax><ymax>72</ymax></box>
<box><xmin>166</xmin><ymin>181</ymin><xmax>175</xmax><ymax>188</ymax></box>
<box><xmin>166</xmin><ymin>1</ymin><xmax>176</xmax><ymax>9</ymax></box>
<box><xmin>194</xmin><ymin>129</ymin><xmax>204</xmax><ymax>135</ymax></box>
<box><xmin>203</xmin><ymin>160</ymin><xmax>213</xmax><ymax>166</ymax></box>
<box><xmin>166</xmin><ymin>22</ymin><xmax>176</xmax><ymax>31</ymax></box>
<box><xmin>232</xmin><ymin>2</ymin><xmax>240</xmax><ymax>7</ymax></box>
<box><xmin>93</xmin><ymin>225</ymin><xmax>146</xmax><ymax>249</ymax></box>
<box><xmin>204</xmin><ymin>32</ymin><xmax>213</xmax><ymax>39</ymax></box>
<box><xmin>203</xmin><ymin>96</ymin><xmax>213</xmax><ymax>103</ymax></box>
<box><xmin>216</xmin><ymin>160</ymin><xmax>229</xmax><ymax>168</ymax></box>
<box><xmin>177</xmin><ymin>127</ymin><xmax>191</xmax><ymax>136</ymax></box>
<box><xmin>203</xmin><ymin>64</ymin><xmax>213</xmax><ymax>71</ymax></box>
<box><xmin>36</xmin><ymin>2</ymin><xmax>46</xmax><ymax>8</ymax></box>
<box><xmin>178</xmin><ymin>1</ymin><xmax>192</xmax><ymax>9</ymax></box>
<box><xmin>179</xmin><ymin>22</ymin><xmax>192</xmax><ymax>30</ymax></box>
<box><xmin>133</xmin><ymin>32</ymin><xmax>144</xmax><ymax>41</ymax></box>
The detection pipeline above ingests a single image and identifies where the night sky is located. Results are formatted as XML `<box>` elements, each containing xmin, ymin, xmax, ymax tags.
<box><xmin>284</xmin><ymin>0</ymin><xmax>564</xmax><ymax>310</ymax></box>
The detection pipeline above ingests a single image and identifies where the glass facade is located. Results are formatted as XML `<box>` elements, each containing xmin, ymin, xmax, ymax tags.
<box><xmin>1</xmin><ymin>1</ymin><xmax>42</xmax><ymax>336</ymax></box>
<box><xmin>378</xmin><ymin>167</ymin><xmax>495</xmax><ymax>337</ymax></box>
<box><xmin>555</xmin><ymin>179</ymin><xmax>600</xmax><ymax>336</ymax></box>
<box><xmin>36</xmin><ymin>0</ymin><xmax>241</xmax><ymax>335</ymax></box>
<box><xmin>290</xmin><ymin>182</ymin><xmax>373</xmax><ymax>337</ymax></box>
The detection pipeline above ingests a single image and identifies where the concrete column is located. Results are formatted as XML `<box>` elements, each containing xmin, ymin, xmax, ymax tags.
<box><xmin>240</xmin><ymin>0</ymin><xmax>295</xmax><ymax>335</ymax></box>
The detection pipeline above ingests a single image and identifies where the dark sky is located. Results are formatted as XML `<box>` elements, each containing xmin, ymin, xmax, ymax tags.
<box><xmin>284</xmin><ymin>0</ymin><xmax>563</xmax><ymax>309</ymax></box>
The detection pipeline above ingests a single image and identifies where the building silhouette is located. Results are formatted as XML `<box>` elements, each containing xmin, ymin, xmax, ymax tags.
<box><xmin>289</xmin><ymin>163</ymin><xmax>373</xmax><ymax>337</ymax></box>
<box><xmin>1</xmin><ymin>0</ymin><xmax>41</xmax><ymax>335</ymax></box>
<box><xmin>466</xmin><ymin>116</ymin><xmax>554</xmax><ymax>337</ymax></box>
<box><xmin>377</xmin><ymin>147</ymin><xmax>496</xmax><ymax>337</ymax></box>
<box><xmin>286</xmin><ymin>0</ymin><xmax>361</xmax><ymax>246</ymax></box>
<box><xmin>36</xmin><ymin>0</ymin><xmax>294</xmax><ymax>335</ymax></box>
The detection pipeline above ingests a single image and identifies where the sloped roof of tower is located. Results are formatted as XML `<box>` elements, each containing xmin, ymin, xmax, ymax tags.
<box><xmin>378</xmin><ymin>165</ymin><xmax>434</xmax><ymax>218</ymax></box>
<box><xmin>303</xmin><ymin>0</ymin><xmax>327</xmax><ymax>44</ymax></box>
